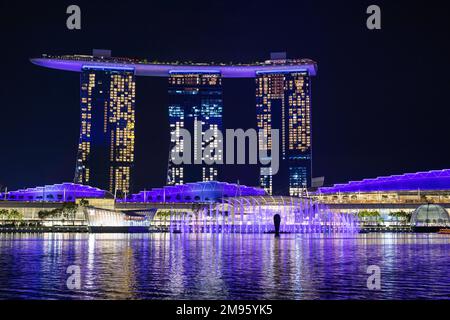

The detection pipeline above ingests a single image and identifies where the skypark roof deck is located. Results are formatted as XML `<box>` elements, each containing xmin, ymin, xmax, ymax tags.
<box><xmin>31</xmin><ymin>54</ymin><xmax>318</xmax><ymax>78</ymax></box>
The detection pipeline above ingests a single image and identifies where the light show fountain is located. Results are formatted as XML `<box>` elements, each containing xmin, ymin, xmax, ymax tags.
<box><xmin>155</xmin><ymin>196</ymin><xmax>359</xmax><ymax>234</ymax></box>
<box><xmin>123</xmin><ymin>182</ymin><xmax>359</xmax><ymax>234</ymax></box>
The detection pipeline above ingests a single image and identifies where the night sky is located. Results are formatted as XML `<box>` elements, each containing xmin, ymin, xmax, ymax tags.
<box><xmin>1</xmin><ymin>0</ymin><xmax>450</xmax><ymax>192</ymax></box>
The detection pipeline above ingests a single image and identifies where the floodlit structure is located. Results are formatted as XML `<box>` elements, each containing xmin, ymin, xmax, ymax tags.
<box><xmin>30</xmin><ymin>54</ymin><xmax>317</xmax><ymax>78</ymax></box>
<box><xmin>0</xmin><ymin>183</ymin><xmax>112</xmax><ymax>202</ymax></box>
<box><xmin>125</xmin><ymin>181</ymin><xmax>265</xmax><ymax>203</ymax></box>
<box><xmin>257</xmin><ymin>53</ymin><xmax>313</xmax><ymax>195</ymax></box>
<box><xmin>152</xmin><ymin>195</ymin><xmax>358</xmax><ymax>234</ymax></box>
<box><xmin>315</xmin><ymin>169</ymin><xmax>450</xmax><ymax>205</ymax></box>
<box><xmin>0</xmin><ymin>181</ymin><xmax>358</xmax><ymax>233</ymax></box>
<box><xmin>313</xmin><ymin>169</ymin><xmax>450</xmax><ymax>229</ymax></box>
<box><xmin>318</xmin><ymin>169</ymin><xmax>450</xmax><ymax>194</ymax></box>
<box><xmin>167</xmin><ymin>73</ymin><xmax>223</xmax><ymax>185</ymax></box>
<box><xmin>85</xmin><ymin>207</ymin><xmax>153</xmax><ymax>232</ymax></box>
<box><xmin>31</xmin><ymin>51</ymin><xmax>318</xmax><ymax>195</ymax></box>
<box><xmin>74</xmin><ymin>66</ymin><xmax>136</xmax><ymax>197</ymax></box>
<box><xmin>126</xmin><ymin>182</ymin><xmax>358</xmax><ymax>234</ymax></box>
<box><xmin>410</xmin><ymin>204</ymin><xmax>450</xmax><ymax>231</ymax></box>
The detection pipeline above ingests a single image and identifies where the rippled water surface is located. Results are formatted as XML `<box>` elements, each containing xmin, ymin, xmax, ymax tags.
<box><xmin>0</xmin><ymin>233</ymin><xmax>448</xmax><ymax>299</ymax></box>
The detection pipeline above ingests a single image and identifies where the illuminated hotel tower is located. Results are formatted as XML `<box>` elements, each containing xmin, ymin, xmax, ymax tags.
<box><xmin>74</xmin><ymin>66</ymin><xmax>136</xmax><ymax>196</ymax></box>
<box><xmin>167</xmin><ymin>72</ymin><xmax>223</xmax><ymax>185</ymax></box>
<box><xmin>256</xmin><ymin>65</ymin><xmax>312</xmax><ymax>196</ymax></box>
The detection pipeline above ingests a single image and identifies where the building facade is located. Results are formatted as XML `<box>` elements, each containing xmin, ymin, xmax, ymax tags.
<box><xmin>256</xmin><ymin>68</ymin><xmax>312</xmax><ymax>196</ymax></box>
<box><xmin>315</xmin><ymin>169</ymin><xmax>450</xmax><ymax>205</ymax></box>
<box><xmin>74</xmin><ymin>66</ymin><xmax>136</xmax><ymax>196</ymax></box>
<box><xmin>167</xmin><ymin>72</ymin><xmax>223</xmax><ymax>185</ymax></box>
<box><xmin>313</xmin><ymin>169</ymin><xmax>450</xmax><ymax>227</ymax></box>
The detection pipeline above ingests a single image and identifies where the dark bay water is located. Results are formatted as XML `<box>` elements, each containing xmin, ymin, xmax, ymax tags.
<box><xmin>0</xmin><ymin>233</ymin><xmax>448</xmax><ymax>300</ymax></box>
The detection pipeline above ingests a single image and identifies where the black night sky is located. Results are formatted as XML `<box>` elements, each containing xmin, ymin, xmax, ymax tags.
<box><xmin>1</xmin><ymin>0</ymin><xmax>450</xmax><ymax>192</ymax></box>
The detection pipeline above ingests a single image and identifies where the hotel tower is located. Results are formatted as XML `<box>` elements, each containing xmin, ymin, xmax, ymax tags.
<box><xmin>73</xmin><ymin>52</ymin><xmax>136</xmax><ymax>196</ymax></box>
<box><xmin>167</xmin><ymin>72</ymin><xmax>223</xmax><ymax>185</ymax></box>
<box><xmin>256</xmin><ymin>53</ymin><xmax>312</xmax><ymax>196</ymax></box>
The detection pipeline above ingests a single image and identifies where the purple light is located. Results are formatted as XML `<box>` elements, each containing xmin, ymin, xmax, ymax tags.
<box><xmin>0</xmin><ymin>183</ymin><xmax>112</xmax><ymax>202</ymax></box>
<box><xmin>83</xmin><ymin>65</ymin><xmax>135</xmax><ymax>72</ymax></box>
<box><xmin>169</xmin><ymin>69</ymin><xmax>221</xmax><ymax>74</ymax></box>
<box><xmin>124</xmin><ymin>181</ymin><xmax>266</xmax><ymax>203</ymax></box>
<box><xmin>256</xmin><ymin>68</ymin><xmax>307</xmax><ymax>74</ymax></box>
<box><xmin>318</xmin><ymin>169</ymin><xmax>450</xmax><ymax>194</ymax></box>
<box><xmin>30</xmin><ymin>58</ymin><xmax>318</xmax><ymax>78</ymax></box>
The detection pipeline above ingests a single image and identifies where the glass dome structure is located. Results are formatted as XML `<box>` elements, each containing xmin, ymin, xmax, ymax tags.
<box><xmin>410</xmin><ymin>204</ymin><xmax>450</xmax><ymax>227</ymax></box>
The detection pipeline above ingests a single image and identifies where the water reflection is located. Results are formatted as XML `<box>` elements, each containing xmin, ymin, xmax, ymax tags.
<box><xmin>0</xmin><ymin>233</ymin><xmax>448</xmax><ymax>299</ymax></box>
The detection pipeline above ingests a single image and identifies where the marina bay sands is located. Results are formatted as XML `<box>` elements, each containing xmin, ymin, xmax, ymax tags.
<box><xmin>31</xmin><ymin>50</ymin><xmax>317</xmax><ymax>198</ymax></box>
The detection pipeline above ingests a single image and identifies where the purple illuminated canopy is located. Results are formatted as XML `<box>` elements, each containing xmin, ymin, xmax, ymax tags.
<box><xmin>30</xmin><ymin>54</ymin><xmax>318</xmax><ymax>78</ymax></box>
<box><xmin>0</xmin><ymin>181</ymin><xmax>265</xmax><ymax>203</ymax></box>
<box><xmin>125</xmin><ymin>181</ymin><xmax>266</xmax><ymax>203</ymax></box>
<box><xmin>318</xmin><ymin>169</ymin><xmax>450</xmax><ymax>194</ymax></box>
<box><xmin>0</xmin><ymin>183</ymin><xmax>112</xmax><ymax>202</ymax></box>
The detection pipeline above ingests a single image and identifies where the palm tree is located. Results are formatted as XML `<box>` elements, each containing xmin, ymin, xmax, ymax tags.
<box><xmin>79</xmin><ymin>199</ymin><xmax>89</xmax><ymax>207</ymax></box>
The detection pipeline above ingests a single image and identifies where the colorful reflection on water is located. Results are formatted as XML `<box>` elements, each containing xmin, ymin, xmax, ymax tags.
<box><xmin>0</xmin><ymin>233</ymin><xmax>448</xmax><ymax>299</ymax></box>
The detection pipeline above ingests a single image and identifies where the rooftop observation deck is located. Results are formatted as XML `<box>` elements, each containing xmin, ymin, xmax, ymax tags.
<box><xmin>30</xmin><ymin>54</ymin><xmax>318</xmax><ymax>78</ymax></box>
